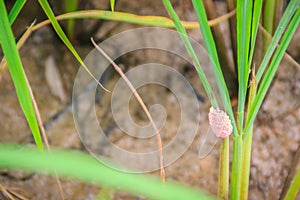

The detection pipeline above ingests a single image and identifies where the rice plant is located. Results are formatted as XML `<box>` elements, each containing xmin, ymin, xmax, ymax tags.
<box><xmin>0</xmin><ymin>0</ymin><xmax>299</xmax><ymax>199</ymax></box>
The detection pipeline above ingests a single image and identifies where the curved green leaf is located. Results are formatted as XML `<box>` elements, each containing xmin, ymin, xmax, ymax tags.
<box><xmin>0</xmin><ymin>0</ymin><xmax>43</xmax><ymax>151</ymax></box>
<box><xmin>8</xmin><ymin>0</ymin><xmax>27</xmax><ymax>24</ymax></box>
<box><xmin>37</xmin><ymin>0</ymin><xmax>109</xmax><ymax>92</ymax></box>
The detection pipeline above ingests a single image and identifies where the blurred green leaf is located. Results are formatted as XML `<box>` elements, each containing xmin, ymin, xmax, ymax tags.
<box><xmin>0</xmin><ymin>144</ymin><xmax>215</xmax><ymax>200</ymax></box>
<box><xmin>191</xmin><ymin>0</ymin><xmax>237</xmax><ymax>136</ymax></box>
<box><xmin>248</xmin><ymin>0</ymin><xmax>263</xmax><ymax>67</ymax></box>
<box><xmin>236</xmin><ymin>0</ymin><xmax>252</xmax><ymax>132</ymax></box>
<box><xmin>0</xmin><ymin>0</ymin><xmax>43</xmax><ymax>151</ymax></box>
<box><xmin>110</xmin><ymin>0</ymin><xmax>115</xmax><ymax>12</ymax></box>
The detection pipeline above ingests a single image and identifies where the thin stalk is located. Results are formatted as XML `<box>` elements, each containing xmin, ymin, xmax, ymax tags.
<box><xmin>8</xmin><ymin>0</ymin><xmax>26</xmax><ymax>24</ymax></box>
<box><xmin>23</xmin><ymin>67</ymin><xmax>65</xmax><ymax>200</ymax></box>
<box><xmin>240</xmin><ymin>70</ymin><xmax>257</xmax><ymax>200</ymax></box>
<box><xmin>236</xmin><ymin>0</ymin><xmax>252</xmax><ymax>133</ymax></box>
<box><xmin>218</xmin><ymin>138</ymin><xmax>229</xmax><ymax>200</ymax></box>
<box><xmin>262</xmin><ymin>0</ymin><xmax>276</xmax><ymax>53</ymax></box>
<box><xmin>37</xmin><ymin>9</ymin><xmax>236</xmax><ymax>30</ymax></box>
<box><xmin>248</xmin><ymin>0</ymin><xmax>263</xmax><ymax>68</ymax></box>
<box><xmin>230</xmin><ymin>135</ymin><xmax>243</xmax><ymax>199</ymax></box>
<box><xmin>91</xmin><ymin>38</ymin><xmax>165</xmax><ymax>183</ymax></box>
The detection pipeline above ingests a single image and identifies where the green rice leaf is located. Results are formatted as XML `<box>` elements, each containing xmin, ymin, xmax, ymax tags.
<box><xmin>236</xmin><ymin>0</ymin><xmax>252</xmax><ymax>132</ymax></box>
<box><xmin>256</xmin><ymin>0</ymin><xmax>300</xmax><ymax>83</ymax></box>
<box><xmin>244</xmin><ymin>7</ymin><xmax>300</xmax><ymax>137</ymax></box>
<box><xmin>162</xmin><ymin>0</ymin><xmax>218</xmax><ymax>108</ymax></box>
<box><xmin>110</xmin><ymin>0</ymin><xmax>115</xmax><ymax>12</ymax></box>
<box><xmin>8</xmin><ymin>0</ymin><xmax>27</xmax><ymax>24</ymax></box>
<box><xmin>0</xmin><ymin>0</ymin><xmax>43</xmax><ymax>151</ymax></box>
<box><xmin>37</xmin><ymin>0</ymin><xmax>109</xmax><ymax>92</ymax></box>
<box><xmin>248</xmin><ymin>0</ymin><xmax>263</xmax><ymax>67</ymax></box>
<box><xmin>0</xmin><ymin>144</ymin><xmax>215</xmax><ymax>200</ymax></box>
<box><xmin>191</xmin><ymin>0</ymin><xmax>238</xmax><ymax>136</ymax></box>
<box><xmin>284</xmin><ymin>166</ymin><xmax>300</xmax><ymax>200</ymax></box>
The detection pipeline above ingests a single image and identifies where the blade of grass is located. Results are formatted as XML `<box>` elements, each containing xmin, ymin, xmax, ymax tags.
<box><xmin>0</xmin><ymin>0</ymin><xmax>43</xmax><ymax>151</ymax></box>
<box><xmin>236</xmin><ymin>0</ymin><xmax>252</xmax><ymax>133</ymax></box>
<box><xmin>0</xmin><ymin>21</ymin><xmax>35</xmax><ymax>80</ymax></box>
<box><xmin>110</xmin><ymin>0</ymin><xmax>115</xmax><ymax>12</ymax></box>
<box><xmin>191</xmin><ymin>0</ymin><xmax>238</xmax><ymax>136</ymax></box>
<box><xmin>37</xmin><ymin>0</ymin><xmax>109</xmax><ymax>92</ymax></box>
<box><xmin>284</xmin><ymin>167</ymin><xmax>300</xmax><ymax>200</ymax></box>
<box><xmin>256</xmin><ymin>0</ymin><xmax>300</xmax><ymax>83</ymax></box>
<box><xmin>162</xmin><ymin>0</ymin><xmax>219</xmax><ymax>108</ymax></box>
<box><xmin>8</xmin><ymin>0</ymin><xmax>27</xmax><ymax>24</ymax></box>
<box><xmin>248</xmin><ymin>0</ymin><xmax>263</xmax><ymax>68</ymax></box>
<box><xmin>202</xmin><ymin>0</ymin><xmax>237</xmax><ymax>97</ymax></box>
<box><xmin>244</xmin><ymin>7</ymin><xmax>300</xmax><ymax>137</ymax></box>
<box><xmin>232</xmin><ymin>0</ymin><xmax>252</xmax><ymax>198</ymax></box>
<box><xmin>0</xmin><ymin>144</ymin><xmax>215</xmax><ymax>200</ymax></box>
<box><xmin>191</xmin><ymin>1</ymin><xmax>237</xmax><ymax>199</ymax></box>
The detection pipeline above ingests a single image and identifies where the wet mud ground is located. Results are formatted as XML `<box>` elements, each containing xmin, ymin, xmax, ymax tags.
<box><xmin>0</xmin><ymin>0</ymin><xmax>300</xmax><ymax>199</ymax></box>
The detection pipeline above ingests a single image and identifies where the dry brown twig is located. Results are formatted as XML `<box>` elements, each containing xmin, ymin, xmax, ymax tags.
<box><xmin>0</xmin><ymin>183</ymin><xmax>29</xmax><ymax>200</ymax></box>
<box><xmin>23</xmin><ymin>70</ymin><xmax>65</xmax><ymax>199</ymax></box>
<box><xmin>91</xmin><ymin>38</ymin><xmax>165</xmax><ymax>183</ymax></box>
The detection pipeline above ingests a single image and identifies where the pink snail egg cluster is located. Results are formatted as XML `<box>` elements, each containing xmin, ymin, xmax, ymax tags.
<box><xmin>208</xmin><ymin>106</ymin><xmax>233</xmax><ymax>138</ymax></box>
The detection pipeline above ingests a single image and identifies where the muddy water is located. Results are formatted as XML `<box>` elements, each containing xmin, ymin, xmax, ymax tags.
<box><xmin>0</xmin><ymin>0</ymin><xmax>300</xmax><ymax>199</ymax></box>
